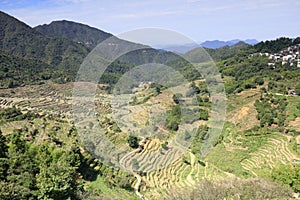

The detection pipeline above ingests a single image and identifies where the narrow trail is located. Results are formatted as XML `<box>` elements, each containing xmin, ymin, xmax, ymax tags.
<box><xmin>133</xmin><ymin>173</ymin><xmax>147</xmax><ymax>200</ymax></box>
<box><xmin>186</xmin><ymin>152</ymin><xmax>196</xmax><ymax>185</ymax></box>
<box><xmin>119</xmin><ymin>138</ymin><xmax>148</xmax><ymax>199</ymax></box>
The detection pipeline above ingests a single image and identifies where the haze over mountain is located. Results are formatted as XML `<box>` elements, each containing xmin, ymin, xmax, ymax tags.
<box><xmin>152</xmin><ymin>43</ymin><xmax>198</xmax><ymax>54</ymax></box>
<box><xmin>33</xmin><ymin>21</ymin><xmax>258</xmax><ymax>54</ymax></box>
<box><xmin>200</xmin><ymin>39</ymin><xmax>259</xmax><ymax>49</ymax></box>
<box><xmin>185</xmin><ymin>41</ymin><xmax>250</xmax><ymax>62</ymax></box>
<box><xmin>151</xmin><ymin>39</ymin><xmax>258</xmax><ymax>53</ymax></box>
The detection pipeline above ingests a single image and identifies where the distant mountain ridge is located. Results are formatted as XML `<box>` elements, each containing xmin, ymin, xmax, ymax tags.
<box><xmin>153</xmin><ymin>43</ymin><xmax>198</xmax><ymax>54</ymax></box>
<box><xmin>156</xmin><ymin>39</ymin><xmax>258</xmax><ymax>53</ymax></box>
<box><xmin>200</xmin><ymin>39</ymin><xmax>258</xmax><ymax>49</ymax></box>
<box><xmin>185</xmin><ymin>41</ymin><xmax>250</xmax><ymax>62</ymax></box>
<box><xmin>32</xmin><ymin>19</ymin><xmax>259</xmax><ymax>54</ymax></box>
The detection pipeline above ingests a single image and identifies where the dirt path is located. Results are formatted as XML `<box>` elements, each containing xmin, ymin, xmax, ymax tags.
<box><xmin>186</xmin><ymin>152</ymin><xmax>196</xmax><ymax>185</ymax></box>
<box><xmin>133</xmin><ymin>173</ymin><xmax>146</xmax><ymax>199</ymax></box>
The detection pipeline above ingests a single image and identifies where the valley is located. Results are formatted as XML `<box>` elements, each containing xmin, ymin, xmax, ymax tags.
<box><xmin>0</xmin><ymin>75</ymin><xmax>299</xmax><ymax>199</ymax></box>
<box><xmin>0</xmin><ymin>11</ymin><xmax>299</xmax><ymax>200</ymax></box>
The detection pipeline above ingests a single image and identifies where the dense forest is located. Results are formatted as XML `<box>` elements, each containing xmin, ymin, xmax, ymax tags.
<box><xmin>0</xmin><ymin>107</ymin><xmax>136</xmax><ymax>199</ymax></box>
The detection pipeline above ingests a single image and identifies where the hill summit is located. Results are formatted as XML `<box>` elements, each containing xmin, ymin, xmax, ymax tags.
<box><xmin>34</xmin><ymin>20</ymin><xmax>113</xmax><ymax>50</ymax></box>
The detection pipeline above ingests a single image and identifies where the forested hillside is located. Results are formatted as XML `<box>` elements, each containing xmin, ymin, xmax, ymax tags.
<box><xmin>185</xmin><ymin>41</ymin><xmax>250</xmax><ymax>62</ymax></box>
<box><xmin>34</xmin><ymin>20</ymin><xmax>113</xmax><ymax>50</ymax></box>
<box><xmin>0</xmin><ymin>11</ymin><xmax>90</xmax><ymax>85</ymax></box>
<box><xmin>218</xmin><ymin>37</ymin><xmax>300</xmax><ymax>95</ymax></box>
<box><xmin>0</xmin><ymin>12</ymin><xmax>89</xmax><ymax>71</ymax></box>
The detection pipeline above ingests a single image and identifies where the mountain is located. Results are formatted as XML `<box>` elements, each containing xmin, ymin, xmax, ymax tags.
<box><xmin>200</xmin><ymin>39</ymin><xmax>258</xmax><ymax>49</ymax></box>
<box><xmin>205</xmin><ymin>41</ymin><xmax>250</xmax><ymax>60</ymax></box>
<box><xmin>33</xmin><ymin>20</ymin><xmax>203</xmax><ymax>85</ymax></box>
<box><xmin>34</xmin><ymin>20</ymin><xmax>152</xmax><ymax>53</ymax></box>
<box><xmin>34</xmin><ymin>21</ymin><xmax>204</xmax><ymax>54</ymax></box>
<box><xmin>0</xmin><ymin>10</ymin><xmax>190</xmax><ymax>91</ymax></box>
<box><xmin>0</xmin><ymin>11</ymin><xmax>89</xmax><ymax>73</ymax></box>
<box><xmin>0</xmin><ymin>11</ymin><xmax>193</xmax><ymax>88</ymax></box>
<box><xmin>34</xmin><ymin>20</ymin><xmax>113</xmax><ymax>50</ymax></box>
<box><xmin>152</xmin><ymin>43</ymin><xmax>199</xmax><ymax>54</ymax></box>
<box><xmin>185</xmin><ymin>41</ymin><xmax>250</xmax><ymax>62</ymax></box>
<box><xmin>0</xmin><ymin>11</ymin><xmax>150</xmax><ymax>86</ymax></box>
<box><xmin>152</xmin><ymin>39</ymin><xmax>258</xmax><ymax>53</ymax></box>
<box><xmin>200</xmin><ymin>40</ymin><xmax>234</xmax><ymax>49</ymax></box>
<box><xmin>244</xmin><ymin>39</ymin><xmax>259</xmax><ymax>45</ymax></box>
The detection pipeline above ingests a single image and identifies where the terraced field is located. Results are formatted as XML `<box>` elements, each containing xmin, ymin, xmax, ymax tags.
<box><xmin>0</xmin><ymin>82</ymin><xmax>74</xmax><ymax>119</ymax></box>
<box><xmin>1</xmin><ymin>81</ymin><xmax>299</xmax><ymax>199</ymax></box>
<box><xmin>119</xmin><ymin>138</ymin><xmax>231</xmax><ymax>199</ymax></box>
<box><xmin>241</xmin><ymin>136</ymin><xmax>300</xmax><ymax>177</ymax></box>
<box><xmin>142</xmin><ymin>153</ymin><xmax>232</xmax><ymax>199</ymax></box>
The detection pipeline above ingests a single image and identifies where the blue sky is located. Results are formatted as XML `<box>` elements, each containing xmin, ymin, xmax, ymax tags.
<box><xmin>1</xmin><ymin>0</ymin><xmax>299</xmax><ymax>42</ymax></box>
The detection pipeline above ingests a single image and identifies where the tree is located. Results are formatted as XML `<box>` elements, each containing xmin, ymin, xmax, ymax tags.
<box><xmin>5</xmin><ymin>132</ymin><xmax>39</xmax><ymax>199</ymax></box>
<box><xmin>130</xmin><ymin>96</ymin><xmax>137</xmax><ymax>105</ymax></box>
<box><xmin>260</xmin><ymin>112</ymin><xmax>274</xmax><ymax>127</ymax></box>
<box><xmin>0</xmin><ymin>130</ymin><xmax>83</xmax><ymax>200</ymax></box>
<box><xmin>192</xmin><ymin>95</ymin><xmax>202</xmax><ymax>105</ymax></box>
<box><xmin>0</xmin><ymin>131</ymin><xmax>8</xmax><ymax>181</ymax></box>
<box><xmin>166</xmin><ymin>119</ymin><xmax>179</xmax><ymax>131</ymax></box>
<box><xmin>293</xmin><ymin>37</ymin><xmax>300</xmax><ymax>45</ymax></box>
<box><xmin>166</xmin><ymin>105</ymin><xmax>181</xmax><ymax>131</ymax></box>
<box><xmin>295</xmin><ymin>84</ymin><xmax>300</xmax><ymax>95</ymax></box>
<box><xmin>36</xmin><ymin>148</ymin><xmax>79</xmax><ymax>199</ymax></box>
<box><xmin>272</xmin><ymin>164</ymin><xmax>300</xmax><ymax>192</ymax></box>
<box><xmin>296</xmin><ymin>102</ymin><xmax>300</xmax><ymax>110</ymax></box>
<box><xmin>161</xmin><ymin>141</ymin><xmax>168</xmax><ymax>150</ymax></box>
<box><xmin>0</xmin><ymin>131</ymin><xmax>7</xmax><ymax>158</ymax></box>
<box><xmin>199</xmin><ymin>109</ymin><xmax>209</xmax><ymax>120</ymax></box>
<box><xmin>155</xmin><ymin>86</ymin><xmax>161</xmax><ymax>95</ymax></box>
<box><xmin>7</xmin><ymin>80</ymin><xmax>14</xmax><ymax>88</ymax></box>
<box><xmin>254</xmin><ymin>76</ymin><xmax>264</xmax><ymax>85</ymax></box>
<box><xmin>150</xmin><ymin>83</ymin><xmax>162</xmax><ymax>95</ymax></box>
<box><xmin>190</xmin><ymin>82</ymin><xmax>200</xmax><ymax>94</ymax></box>
<box><xmin>277</xmin><ymin>114</ymin><xmax>286</xmax><ymax>127</ymax></box>
<box><xmin>127</xmin><ymin>135</ymin><xmax>139</xmax><ymax>148</ymax></box>
<box><xmin>172</xmin><ymin>94</ymin><xmax>181</xmax><ymax>104</ymax></box>
<box><xmin>8</xmin><ymin>131</ymin><xmax>26</xmax><ymax>154</ymax></box>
